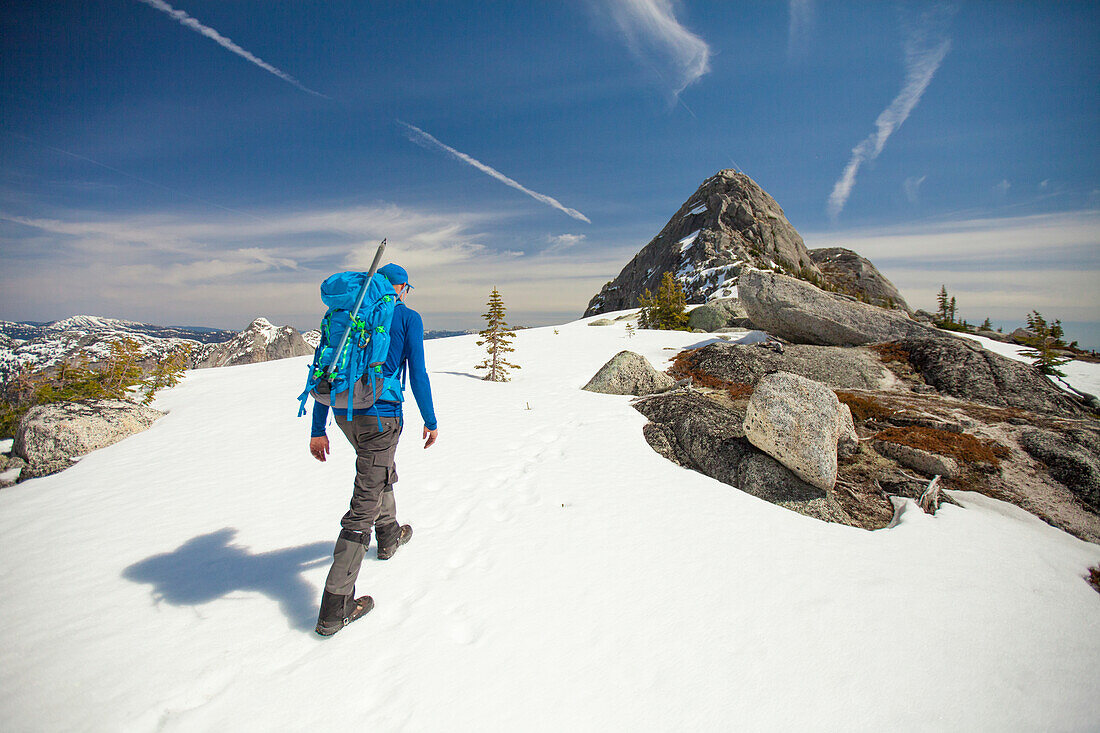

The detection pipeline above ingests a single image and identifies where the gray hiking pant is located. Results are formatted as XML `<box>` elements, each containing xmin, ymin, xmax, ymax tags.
<box><xmin>323</xmin><ymin>414</ymin><xmax>403</xmax><ymax>595</ymax></box>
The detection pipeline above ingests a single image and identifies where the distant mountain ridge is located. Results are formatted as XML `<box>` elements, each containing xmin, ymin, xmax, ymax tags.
<box><xmin>0</xmin><ymin>315</ymin><xmax>308</xmax><ymax>385</ymax></box>
<box><xmin>0</xmin><ymin>316</ymin><xmax>237</xmax><ymax>345</ymax></box>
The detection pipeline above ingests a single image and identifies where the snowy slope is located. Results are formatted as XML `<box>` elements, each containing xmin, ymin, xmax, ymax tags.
<box><xmin>1</xmin><ymin>315</ymin><xmax>1098</xmax><ymax>731</ymax></box>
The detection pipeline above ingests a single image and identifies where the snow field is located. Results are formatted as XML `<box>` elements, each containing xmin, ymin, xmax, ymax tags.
<box><xmin>0</xmin><ymin>314</ymin><xmax>1097</xmax><ymax>731</ymax></box>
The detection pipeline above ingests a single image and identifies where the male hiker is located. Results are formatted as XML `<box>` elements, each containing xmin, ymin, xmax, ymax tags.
<box><xmin>309</xmin><ymin>263</ymin><xmax>438</xmax><ymax>636</ymax></box>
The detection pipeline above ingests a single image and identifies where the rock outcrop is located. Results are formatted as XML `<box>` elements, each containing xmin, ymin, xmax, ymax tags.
<box><xmin>582</xmin><ymin>351</ymin><xmax>675</xmax><ymax>396</ymax></box>
<box><xmin>632</xmin><ymin>390</ymin><xmax>826</xmax><ymax>505</ymax></box>
<box><xmin>585</xmin><ymin>170</ymin><xmax>823</xmax><ymax>316</ymax></box>
<box><xmin>633</xmin><ymin>376</ymin><xmax>1100</xmax><ymax>539</ymax></box>
<box><xmin>1017</xmin><ymin>427</ymin><xmax>1100</xmax><ymax>512</ymax></box>
<box><xmin>687</xmin><ymin>299</ymin><xmax>753</xmax><ymax>332</ymax></box>
<box><xmin>0</xmin><ymin>452</ymin><xmax>25</xmax><ymax>487</ymax></box>
<box><xmin>14</xmin><ymin>399</ymin><xmax>163</xmax><ymax>478</ymax></box>
<box><xmin>807</xmin><ymin>247</ymin><xmax>912</xmax><ymax>313</ymax></box>
<box><xmin>742</xmin><ymin>372</ymin><xmax>854</xmax><ymax>491</ymax></box>
<box><xmin>894</xmin><ymin>336</ymin><xmax>1087</xmax><ymax>416</ymax></box>
<box><xmin>738</xmin><ymin>269</ymin><xmax>934</xmax><ymax>346</ymax></box>
<box><xmin>872</xmin><ymin>440</ymin><xmax>960</xmax><ymax>479</ymax></box>
<box><xmin>672</xmin><ymin>341</ymin><xmax>895</xmax><ymax>391</ymax></box>
<box><xmin>193</xmin><ymin>318</ymin><xmax>312</xmax><ymax>369</ymax></box>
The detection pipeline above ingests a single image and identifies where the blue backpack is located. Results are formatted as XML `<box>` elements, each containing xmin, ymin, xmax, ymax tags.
<box><xmin>297</xmin><ymin>271</ymin><xmax>405</xmax><ymax>421</ymax></box>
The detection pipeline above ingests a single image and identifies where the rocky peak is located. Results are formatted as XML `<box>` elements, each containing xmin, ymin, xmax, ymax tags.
<box><xmin>584</xmin><ymin>169</ymin><xmax>822</xmax><ymax>316</ymax></box>
<box><xmin>807</xmin><ymin>247</ymin><xmax>911</xmax><ymax>313</ymax></box>
<box><xmin>192</xmin><ymin>317</ymin><xmax>311</xmax><ymax>369</ymax></box>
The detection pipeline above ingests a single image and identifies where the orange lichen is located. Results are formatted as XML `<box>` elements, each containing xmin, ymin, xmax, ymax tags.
<box><xmin>869</xmin><ymin>342</ymin><xmax>911</xmax><ymax>364</ymax></box>
<box><xmin>668</xmin><ymin>350</ymin><xmax>754</xmax><ymax>400</ymax></box>
<box><xmin>835</xmin><ymin>390</ymin><xmax>896</xmax><ymax>423</ymax></box>
<box><xmin>873</xmin><ymin>425</ymin><xmax>1009</xmax><ymax>466</ymax></box>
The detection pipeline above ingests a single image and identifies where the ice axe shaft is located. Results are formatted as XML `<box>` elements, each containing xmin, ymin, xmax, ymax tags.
<box><xmin>324</xmin><ymin>238</ymin><xmax>387</xmax><ymax>377</ymax></box>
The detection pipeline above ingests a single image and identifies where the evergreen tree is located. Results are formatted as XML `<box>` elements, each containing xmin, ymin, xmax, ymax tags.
<box><xmin>980</xmin><ymin>317</ymin><xmax>993</xmax><ymax>331</ymax></box>
<box><xmin>1051</xmin><ymin>319</ymin><xmax>1065</xmax><ymax>345</ymax></box>
<box><xmin>637</xmin><ymin>272</ymin><xmax>690</xmax><ymax>331</ymax></box>
<box><xmin>1020</xmin><ymin>310</ymin><xmax>1071</xmax><ymax>378</ymax></box>
<box><xmin>141</xmin><ymin>344</ymin><xmax>192</xmax><ymax>404</ymax></box>
<box><xmin>475</xmin><ymin>288</ymin><xmax>520</xmax><ymax>382</ymax></box>
<box><xmin>936</xmin><ymin>285</ymin><xmax>949</xmax><ymax>322</ymax></box>
<box><xmin>948</xmin><ymin>296</ymin><xmax>957</xmax><ymax>324</ymax></box>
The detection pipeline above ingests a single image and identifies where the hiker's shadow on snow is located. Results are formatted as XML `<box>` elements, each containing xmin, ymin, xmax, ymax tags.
<box><xmin>122</xmin><ymin>528</ymin><xmax>330</xmax><ymax>632</ymax></box>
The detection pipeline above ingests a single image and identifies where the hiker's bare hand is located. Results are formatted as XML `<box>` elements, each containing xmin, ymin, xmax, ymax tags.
<box><xmin>423</xmin><ymin>427</ymin><xmax>438</xmax><ymax>449</ymax></box>
<box><xmin>310</xmin><ymin>436</ymin><xmax>330</xmax><ymax>462</ymax></box>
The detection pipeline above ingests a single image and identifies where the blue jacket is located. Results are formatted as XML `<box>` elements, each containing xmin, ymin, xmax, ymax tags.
<box><xmin>311</xmin><ymin>301</ymin><xmax>437</xmax><ymax>436</ymax></box>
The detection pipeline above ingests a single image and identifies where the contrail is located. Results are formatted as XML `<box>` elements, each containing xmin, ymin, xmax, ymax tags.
<box><xmin>398</xmin><ymin>122</ymin><xmax>591</xmax><ymax>224</ymax></box>
<box><xmin>606</xmin><ymin>0</ymin><xmax>711</xmax><ymax>99</ymax></box>
<box><xmin>134</xmin><ymin>0</ymin><xmax>328</xmax><ymax>99</ymax></box>
<box><xmin>787</xmin><ymin>0</ymin><xmax>814</xmax><ymax>62</ymax></box>
<box><xmin>827</xmin><ymin>15</ymin><xmax>952</xmax><ymax>220</ymax></box>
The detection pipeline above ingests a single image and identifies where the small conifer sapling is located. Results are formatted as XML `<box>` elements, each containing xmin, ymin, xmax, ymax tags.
<box><xmin>475</xmin><ymin>288</ymin><xmax>521</xmax><ymax>382</ymax></box>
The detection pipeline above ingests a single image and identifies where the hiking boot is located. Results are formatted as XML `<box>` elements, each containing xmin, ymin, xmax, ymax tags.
<box><xmin>315</xmin><ymin>589</ymin><xmax>374</xmax><ymax>636</ymax></box>
<box><xmin>377</xmin><ymin>524</ymin><xmax>413</xmax><ymax>560</ymax></box>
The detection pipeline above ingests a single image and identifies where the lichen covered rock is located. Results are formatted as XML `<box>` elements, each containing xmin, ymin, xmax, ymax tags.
<box><xmin>582</xmin><ymin>351</ymin><xmax>675</xmax><ymax>396</ymax></box>
<box><xmin>738</xmin><ymin>269</ymin><xmax>933</xmax><ymax>346</ymax></box>
<box><xmin>742</xmin><ymin>371</ymin><xmax>850</xmax><ymax>491</ymax></box>
<box><xmin>14</xmin><ymin>399</ymin><xmax>163</xmax><ymax>478</ymax></box>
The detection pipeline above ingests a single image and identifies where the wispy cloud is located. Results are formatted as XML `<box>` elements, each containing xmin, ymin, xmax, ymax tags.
<box><xmin>903</xmin><ymin>175</ymin><xmax>927</xmax><ymax>204</ymax></box>
<box><xmin>134</xmin><ymin>0</ymin><xmax>328</xmax><ymax>98</ymax></box>
<box><xmin>804</xmin><ymin>209</ymin><xmax>1100</xmax><ymax>323</ymax></box>
<box><xmin>544</xmin><ymin>233</ymin><xmax>587</xmax><ymax>254</ymax></box>
<box><xmin>994</xmin><ymin>179</ymin><xmax>1011</xmax><ymax>197</ymax></box>
<box><xmin>398</xmin><ymin>121</ymin><xmax>591</xmax><ymax>223</ymax></box>
<box><xmin>787</xmin><ymin>0</ymin><xmax>814</xmax><ymax>62</ymax></box>
<box><xmin>0</xmin><ymin>202</ymin><xmax>500</xmax><ymax>326</ymax></box>
<box><xmin>604</xmin><ymin>0</ymin><xmax>711</xmax><ymax>99</ymax></box>
<box><xmin>0</xmin><ymin>201</ymin><xmax>639</xmax><ymax>329</ymax></box>
<box><xmin>827</xmin><ymin>9</ymin><xmax>953</xmax><ymax>220</ymax></box>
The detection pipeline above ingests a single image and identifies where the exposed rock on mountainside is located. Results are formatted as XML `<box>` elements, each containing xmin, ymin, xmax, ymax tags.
<box><xmin>619</xmin><ymin>339</ymin><xmax>1100</xmax><ymax>540</ymax></box>
<box><xmin>1017</xmin><ymin>428</ymin><xmax>1100</xmax><ymax>512</ymax></box>
<box><xmin>584</xmin><ymin>170</ymin><xmax>823</xmax><ymax>316</ymax></box>
<box><xmin>14</xmin><ymin>399</ymin><xmax>164</xmax><ymax>479</ymax></box>
<box><xmin>807</xmin><ymin>247</ymin><xmax>912</xmax><ymax>313</ymax></box>
<box><xmin>894</xmin><ymin>336</ymin><xmax>1088</xmax><ymax>416</ymax></box>
<box><xmin>632</xmin><ymin>390</ymin><xmax>823</xmax><ymax>504</ymax></box>
<box><xmin>582</xmin><ymin>351</ymin><xmax>675</xmax><ymax>396</ymax></box>
<box><xmin>672</xmin><ymin>340</ymin><xmax>894</xmax><ymax>391</ymax></box>
<box><xmin>687</xmin><ymin>299</ymin><xmax>753</xmax><ymax>332</ymax></box>
<box><xmin>739</xmin><ymin>270</ymin><xmax>934</xmax><ymax>346</ymax></box>
<box><xmin>632</xmin><ymin>389</ymin><xmax>890</xmax><ymax>525</ymax></box>
<box><xmin>743</xmin><ymin>371</ymin><xmax>855</xmax><ymax>491</ymax></box>
<box><xmin>192</xmin><ymin>318</ymin><xmax>312</xmax><ymax>369</ymax></box>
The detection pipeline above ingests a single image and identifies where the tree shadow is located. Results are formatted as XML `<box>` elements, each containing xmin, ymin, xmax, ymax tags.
<box><xmin>122</xmin><ymin>528</ymin><xmax>331</xmax><ymax>632</ymax></box>
<box><xmin>437</xmin><ymin>370</ymin><xmax>483</xmax><ymax>380</ymax></box>
<box><xmin>683</xmin><ymin>330</ymin><xmax>770</xmax><ymax>350</ymax></box>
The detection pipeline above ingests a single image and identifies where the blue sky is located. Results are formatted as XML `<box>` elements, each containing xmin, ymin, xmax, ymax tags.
<box><xmin>2</xmin><ymin>1</ymin><xmax>1098</xmax><ymax>346</ymax></box>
